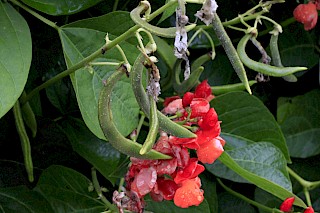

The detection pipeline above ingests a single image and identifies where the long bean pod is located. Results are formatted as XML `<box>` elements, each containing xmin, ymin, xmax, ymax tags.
<box><xmin>20</xmin><ymin>91</ymin><xmax>37</xmax><ymax>137</ymax></box>
<box><xmin>237</xmin><ymin>34</ymin><xmax>307</xmax><ymax>77</ymax></box>
<box><xmin>131</xmin><ymin>54</ymin><xmax>196</xmax><ymax>138</ymax></box>
<box><xmin>139</xmin><ymin>95</ymin><xmax>159</xmax><ymax>155</ymax></box>
<box><xmin>269</xmin><ymin>34</ymin><xmax>297</xmax><ymax>82</ymax></box>
<box><xmin>211</xmin><ymin>80</ymin><xmax>257</xmax><ymax>95</ymax></box>
<box><xmin>98</xmin><ymin>66</ymin><xmax>171</xmax><ymax>159</ymax></box>
<box><xmin>130</xmin><ymin>2</ymin><xmax>196</xmax><ymax>38</ymax></box>
<box><xmin>212</xmin><ymin>13</ymin><xmax>252</xmax><ymax>94</ymax></box>
<box><xmin>13</xmin><ymin>101</ymin><xmax>34</xmax><ymax>182</ymax></box>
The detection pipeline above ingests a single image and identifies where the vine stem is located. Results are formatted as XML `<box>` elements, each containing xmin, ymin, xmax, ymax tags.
<box><xmin>9</xmin><ymin>0</ymin><xmax>59</xmax><ymax>30</ymax></box>
<box><xmin>19</xmin><ymin>0</ymin><xmax>177</xmax><ymax>105</ymax></box>
<box><xmin>287</xmin><ymin>166</ymin><xmax>320</xmax><ymax>207</ymax></box>
<box><xmin>217</xmin><ymin>178</ymin><xmax>282</xmax><ymax>213</ymax></box>
<box><xmin>91</xmin><ymin>167</ymin><xmax>117</xmax><ymax>211</ymax></box>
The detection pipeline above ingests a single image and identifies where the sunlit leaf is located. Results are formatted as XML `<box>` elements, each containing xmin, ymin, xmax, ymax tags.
<box><xmin>0</xmin><ymin>2</ymin><xmax>31</xmax><ymax>119</ymax></box>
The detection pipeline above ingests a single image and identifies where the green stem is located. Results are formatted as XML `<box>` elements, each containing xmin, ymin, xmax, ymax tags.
<box><xmin>91</xmin><ymin>167</ymin><xmax>117</xmax><ymax>211</ymax></box>
<box><xmin>20</xmin><ymin>0</ymin><xmax>177</xmax><ymax>105</ymax></box>
<box><xmin>112</xmin><ymin>0</ymin><xmax>119</xmax><ymax>11</ymax></box>
<box><xmin>217</xmin><ymin>179</ymin><xmax>282</xmax><ymax>213</ymax></box>
<box><xmin>9</xmin><ymin>0</ymin><xmax>59</xmax><ymax>30</ymax></box>
<box><xmin>287</xmin><ymin>167</ymin><xmax>312</xmax><ymax>188</ymax></box>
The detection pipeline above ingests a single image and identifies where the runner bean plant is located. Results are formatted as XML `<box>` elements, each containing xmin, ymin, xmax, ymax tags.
<box><xmin>0</xmin><ymin>0</ymin><xmax>319</xmax><ymax>212</ymax></box>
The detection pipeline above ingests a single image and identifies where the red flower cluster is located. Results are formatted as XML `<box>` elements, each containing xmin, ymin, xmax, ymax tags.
<box><xmin>279</xmin><ymin>197</ymin><xmax>314</xmax><ymax>213</ymax></box>
<box><xmin>122</xmin><ymin>80</ymin><xmax>225</xmax><ymax>212</ymax></box>
<box><xmin>293</xmin><ymin>1</ymin><xmax>319</xmax><ymax>31</ymax></box>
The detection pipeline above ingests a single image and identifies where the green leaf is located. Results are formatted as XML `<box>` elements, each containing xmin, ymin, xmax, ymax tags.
<box><xmin>0</xmin><ymin>2</ymin><xmax>32</xmax><ymax>119</ymax></box>
<box><xmin>211</xmin><ymin>91</ymin><xmax>290</xmax><ymax>161</ymax></box>
<box><xmin>145</xmin><ymin>198</ymin><xmax>211</xmax><ymax>213</ymax></box>
<box><xmin>0</xmin><ymin>186</ymin><xmax>54</xmax><ymax>212</ymax></box>
<box><xmin>35</xmin><ymin>165</ymin><xmax>106</xmax><ymax>212</ymax></box>
<box><xmin>278</xmin><ymin>22</ymin><xmax>318</xmax><ymax>69</ymax></box>
<box><xmin>210</xmin><ymin>151</ymin><xmax>306</xmax><ymax>208</ymax></box>
<box><xmin>277</xmin><ymin>89</ymin><xmax>320</xmax><ymax>158</ymax></box>
<box><xmin>207</xmin><ymin>142</ymin><xmax>292</xmax><ymax>191</ymax></box>
<box><xmin>20</xmin><ymin>0</ymin><xmax>103</xmax><ymax>16</ymax></box>
<box><xmin>59</xmin><ymin>118</ymin><xmax>124</xmax><ymax>185</ymax></box>
<box><xmin>200</xmin><ymin>174</ymin><xmax>218</xmax><ymax>213</ymax></box>
<box><xmin>59</xmin><ymin>22</ymin><xmax>140</xmax><ymax>139</ymax></box>
<box><xmin>218</xmin><ymin>192</ymin><xmax>256</xmax><ymax>213</ymax></box>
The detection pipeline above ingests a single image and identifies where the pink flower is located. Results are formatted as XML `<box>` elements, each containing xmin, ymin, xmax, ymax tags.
<box><xmin>293</xmin><ymin>2</ymin><xmax>318</xmax><ymax>30</ymax></box>
<box><xmin>173</xmin><ymin>177</ymin><xmax>204</xmax><ymax>208</ymax></box>
<box><xmin>280</xmin><ymin>197</ymin><xmax>295</xmax><ymax>212</ymax></box>
<box><xmin>130</xmin><ymin>167</ymin><xmax>157</xmax><ymax>197</ymax></box>
<box><xmin>162</xmin><ymin>98</ymin><xmax>185</xmax><ymax>115</ymax></box>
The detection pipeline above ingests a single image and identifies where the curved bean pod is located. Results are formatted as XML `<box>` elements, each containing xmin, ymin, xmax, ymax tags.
<box><xmin>130</xmin><ymin>3</ymin><xmax>196</xmax><ymax>38</ymax></box>
<box><xmin>269</xmin><ymin>34</ymin><xmax>297</xmax><ymax>82</ymax></box>
<box><xmin>131</xmin><ymin>53</ymin><xmax>196</xmax><ymax>138</ymax></box>
<box><xmin>139</xmin><ymin>95</ymin><xmax>159</xmax><ymax>155</ymax></box>
<box><xmin>98</xmin><ymin>66</ymin><xmax>171</xmax><ymax>159</ymax></box>
<box><xmin>13</xmin><ymin>101</ymin><xmax>34</xmax><ymax>182</ymax></box>
<box><xmin>237</xmin><ymin>34</ymin><xmax>307</xmax><ymax>77</ymax></box>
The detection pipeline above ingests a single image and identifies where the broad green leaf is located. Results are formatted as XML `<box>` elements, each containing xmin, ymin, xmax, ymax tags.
<box><xmin>211</xmin><ymin>91</ymin><xmax>290</xmax><ymax>161</ymax></box>
<box><xmin>0</xmin><ymin>2</ymin><xmax>32</xmax><ymax>119</ymax></box>
<box><xmin>279</xmin><ymin>22</ymin><xmax>318</xmax><ymax>69</ymax></box>
<box><xmin>59</xmin><ymin>118</ymin><xmax>124</xmax><ymax>185</ymax></box>
<box><xmin>207</xmin><ymin>142</ymin><xmax>292</xmax><ymax>191</ymax></box>
<box><xmin>210</xmin><ymin>151</ymin><xmax>306</xmax><ymax>208</ymax></box>
<box><xmin>218</xmin><ymin>192</ymin><xmax>256</xmax><ymax>213</ymax></box>
<box><xmin>200</xmin><ymin>174</ymin><xmax>218</xmax><ymax>213</ymax></box>
<box><xmin>36</xmin><ymin>185</ymin><xmax>106</xmax><ymax>213</ymax></box>
<box><xmin>0</xmin><ymin>186</ymin><xmax>54</xmax><ymax>212</ymax></box>
<box><xmin>277</xmin><ymin>89</ymin><xmax>320</xmax><ymax>158</ymax></box>
<box><xmin>20</xmin><ymin>0</ymin><xmax>103</xmax><ymax>15</ymax></box>
<box><xmin>145</xmin><ymin>198</ymin><xmax>211</xmax><ymax>213</ymax></box>
<box><xmin>35</xmin><ymin>165</ymin><xmax>107</xmax><ymax>212</ymax></box>
<box><xmin>59</xmin><ymin>26</ymin><xmax>140</xmax><ymax>139</ymax></box>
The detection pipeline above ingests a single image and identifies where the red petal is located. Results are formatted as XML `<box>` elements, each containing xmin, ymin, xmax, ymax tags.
<box><xmin>293</xmin><ymin>2</ymin><xmax>318</xmax><ymax>31</ymax></box>
<box><xmin>182</xmin><ymin>92</ymin><xmax>195</xmax><ymax>107</ymax></box>
<box><xmin>156</xmin><ymin>178</ymin><xmax>179</xmax><ymax>200</ymax></box>
<box><xmin>174</xmin><ymin>158</ymin><xmax>205</xmax><ymax>184</ymax></box>
<box><xmin>190</xmin><ymin>98</ymin><xmax>210</xmax><ymax>118</ymax></box>
<box><xmin>194</xmin><ymin>80</ymin><xmax>213</xmax><ymax>101</ymax></box>
<box><xmin>164</xmin><ymin>96</ymin><xmax>180</xmax><ymax>107</ymax></box>
<box><xmin>279</xmin><ymin>197</ymin><xmax>295</xmax><ymax>212</ymax></box>
<box><xmin>173</xmin><ymin>177</ymin><xmax>204</xmax><ymax>208</ymax></box>
<box><xmin>156</xmin><ymin>158</ymin><xmax>177</xmax><ymax>175</ymax></box>
<box><xmin>169</xmin><ymin>136</ymin><xmax>199</xmax><ymax>149</ymax></box>
<box><xmin>163</xmin><ymin>99</ymin><xmax>185</xmax><ymax>115</ymax></box>
<box><xmin>304</xmin><ymin>206</ymin><xmax>314</xmax><ymax>213</ymax></box>
<box><xmin>198</xmin><ymin>108</ymin><xmax>219</xmax><ymax>130</ymax></box>
<box><xmin>197</xmin><ymin>138</ymin><xmax>224</xmax><ymax>164</ymax></box>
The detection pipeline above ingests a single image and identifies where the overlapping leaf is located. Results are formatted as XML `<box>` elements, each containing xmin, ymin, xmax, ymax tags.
<box><xmin>0</xmin><ymin>2</ymin><xmax>32</xmax><ymax>119</ymax></box>
<box><xmin>145</xmin><ymin>199</ymin><xmax>210</xmax><ymax>213</ymax></box>
<box><xmin>21</xmin><ymin>0</ymin><xmax>103</xmax><ymax>15</ymax></box>
<box><xmin>277</xmin><ymin>89</ymin><xmax>320</xmax><ymax>158</ymax></box>
<box><xmin>59</xmin><ymin>12</ymin><xmax>141</xmax><ymax>139</ymax></box>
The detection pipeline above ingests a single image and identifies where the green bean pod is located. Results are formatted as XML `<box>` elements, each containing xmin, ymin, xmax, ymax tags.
<box><xmin>20</xmin><ymin>91</ymin><xmax>37</xmax><ymax>138</ymax></box>
<box><xmin>13</xmin><ymin>101</ymin><xmax>34</xmax><ymax>182</ymax></box>
<box><xmin>131</xmin><ymin>54</ymin><xmax>196</xmax><ymax>138</ymax></box>
<box><xmin>211</xmin><ymin>80</ymin><xmax>257</xmax><ymax>95</ymax></box>
<box><xmin>98</xmin><ymin>66</ymin><xmax>171</xmax><ymax>159</ymax></box>
<box><xmin>139</xmin><ymin>95</ymin><xmax>159</xmax><ymax>155</ymax></box>
<box><xmin>173</xmin><ymin>59</ymin><xmax>204</xmax><ymax>95</ymax></box>
<box><xmin>212</xmin><ymin>13</ymin><xmax>252</xmax><ymax>94</ymax></box>
<box><xmin>269</xmin><ymin>34</ymin><xmax>297</xmax><ymax>82</ymax></box>
<box><xmin>130</xmin><ymin>3</ymin><xmax>196</xmax><ymax>38</ymax></box>
<box><xmin>237</xmin><ymin>34</ymin><xmax>307</xmax><ymax>77</ymax></box>
<box><xmin>190</xmin><ymin>52</ymin><xmax>211</xmax><ymax>72</ymax></box>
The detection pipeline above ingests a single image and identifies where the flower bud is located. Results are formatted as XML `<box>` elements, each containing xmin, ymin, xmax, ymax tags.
<box><xmin>279</xmin><ymin>197</ymin><xmax>295</xmax><ymax>212</ymax></box>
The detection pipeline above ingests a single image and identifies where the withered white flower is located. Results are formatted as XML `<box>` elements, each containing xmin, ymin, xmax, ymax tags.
<box><xmin>195</xmin><ymin>0</ymin><xmax>218</xmax><ymax>26</ymax></box>
<box><xmin>174</xmin><ymin>7</ymin><xmax>191</xmax><ymax>80</ymax></box>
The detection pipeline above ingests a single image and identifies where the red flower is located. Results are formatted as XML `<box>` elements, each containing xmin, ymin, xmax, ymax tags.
<box><xmin>304</xmin><ymin>206</ymin><xmax>315</xmax><ymax>213</ymax></box>
<box><xmin>174</xmin><ymin>158</ymin><xmax>205</xmax><ymax>184</ymax></box>
<box><xmin>130</xmin><ymin>167</ymin><xmax>157</xmax><ymax>197</ymax></box>
<box><xmin>189</xmin><ymin>98</ymin><xmax>210</xmax><ymax>118</ymax></box>
<box><xmin>151</xmin><ymin>178</ymin><xmax>179</xmax><ymax>201</ymax></box>
<box><xmin>182</xmin><ymin>92</ymin><xmax>194</xmax><ymax>107</ymax></box>
<box><xmin>198</xmin><ymin>108</ymin><xmax>219</xmax><ymax>130</ymax></box>
<box><xmin>194</xmin><ymin>80</ymin><xmax>214</xmax><ymax>102</ymax></box>
<box><xmin>164</xmin><ymin>96</ymin><xmax>180</xmax><ymax>107</ymax></box>
<box><xmin>173</xmin><ymin>177</ymin><xmax>204</xmax><ymax>208</ymax></box>
<box><xmin>280</xmin><ymin>197</ymin><xmax>295</xmax><ymax>212</ymax></box>
<box><xmin>162</xmin><ymin>98</ymin><xmax>185</xmax><ymax>115</ymax></box>
<box><xmin>197</xmin><ymin>136</ymin><xmax>225</xmax><ymax>164</ymax></box>
<box><xmin>293</xmin><ymin>2</ymin><xmax>318</xmax><ymax>30</ymax></box>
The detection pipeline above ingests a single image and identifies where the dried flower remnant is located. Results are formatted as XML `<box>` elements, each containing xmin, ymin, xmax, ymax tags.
<box><xmin>174</xmin><ymin>7</ymin><xmax>191</xmax><ymax>80</ymax></box>
<box><xmin>195</xmin><ymin>0</ymin><xmax>218</xmax><ymax>26</ymax></box>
